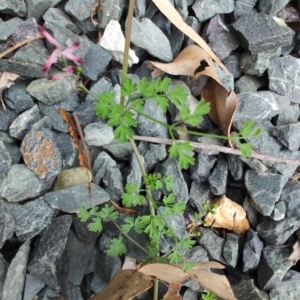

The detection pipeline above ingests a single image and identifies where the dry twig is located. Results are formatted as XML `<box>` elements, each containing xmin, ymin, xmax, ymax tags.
<box><xmin>133</xmin><ymin>135</ymin><xmax>300</xmax><ymax>165</ymax></box>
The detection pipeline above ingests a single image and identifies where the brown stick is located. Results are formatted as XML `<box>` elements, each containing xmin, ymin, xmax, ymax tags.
<box><xmin>72</xmin><ymin>112</ymin><xmax>95</xmax><ymax>182</ymax></box>
<box><xmin>133</xmin><ymin>135</ymin><xmax>300</xmax><ymax>165</ymax></box>
<box><xmin>0</xmin><ymin>35</ymin><xmax>44</xmax><ymax>59</ymax></box>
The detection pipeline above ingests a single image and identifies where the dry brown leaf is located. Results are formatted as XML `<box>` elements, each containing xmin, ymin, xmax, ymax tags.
<box><xmin>201</xmin><ymin>80</ymin><xmax>238</xmax><ymax>137</ymax></box>
<box><xmin>138</xmin><ymin>263</ymin><xmax>189</xmax><ymax>283</ymax></box>
<box><xmin>204</xmin><ymin>195</ymin><xmax>250</xmax><ymax>234</ymax></box>
<box><xmin>164</xmin><ymin>282</ymin><xmax>182</xmax><ymax>300</ymax></box>
<box><xmin>90</xmin><ymin>1</ymin><xmax>100</xmax><ymax>26</ymax></box>
<box><xmin>147</xmin><ymin>45</ymin><xmax>239</xmax><ymax>136</ymax></box>
<box><xmin>152</xmin><ymin>0</ymin><xmax>228</xmax><ymax>73</ymax></box>
<box><xmin>175</xmin><ymin>260</ymin><xmax>225</xmax><ymax>270</ymax></box>
<box><xmin>0</xmin><ymin>72</ymin><xmax>20</xmax><ymax>110</ymax></box>
<box><xmin>287</xmin><ymin>238</ymin><xmax>300</xmax><ymax>265</ymax></box>
<box><xmin>89</xmin><ymin>269</ymin><xmax>152</xmax><ymax>300</ymax></box>
<box><xmin>188</xmin><ymin>269</ymin><xmax>238</xmax><ymax>300</ymax></box>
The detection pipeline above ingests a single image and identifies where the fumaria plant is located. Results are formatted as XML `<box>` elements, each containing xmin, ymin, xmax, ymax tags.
<box><xmin>37</xmin><ymin>0</ymin><xmax>261</xmax><ymax>298</ymax></box>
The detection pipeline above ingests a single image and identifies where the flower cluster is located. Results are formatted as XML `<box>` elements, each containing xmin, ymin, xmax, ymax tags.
<box><xmin>38</xmin><ymin>25</ymin><xmax>84</xmax><ymax>80</ymax></box>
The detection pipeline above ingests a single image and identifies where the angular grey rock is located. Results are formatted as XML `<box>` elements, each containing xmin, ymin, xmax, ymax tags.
<box><xmin>1</xmin><ymin>40</ymin><xmax>47</xmax><ymax>79</ymax></box>
<box><xmin>223</xmin><ymin>233</ymin><xmax>241</xmax><ymax>267</ymax></box>
<box><xmin>213</xmin><ymin>62</ymin><xmax>234</xmax><ymax>91</ymax></box>
<box><xmin>208</xmin><ymin>154</ymin><xmax>228</xmax><ymax>196</ymax></box>
<box><xmin>155</xmin><ymin>159</ymin><xmax>189</xmax><ymax>203</ymax></box>
<box><xmin>189</xmin><ymin>181</ymin><xmax>213</xmax><ymax>212</ymax></box>
<box><xmin>243</xmin><ymin>196</ymin><xmax>259</xmax><ymax>228</ymax></box>
<box><xmin>44</xmin><ymin>183</ymin><xmax>110</xmax><ymax>213</ymax></box>
<box><xmin>26</xmin><ymin>0</ymin><xmax>63</xmax><ymax>21</ymax></box>
<box><xmin>138</xmin><ymin>142</ymin><xmax>167</xmax><ymax>172</ymax></box>
<box><xmin>257</xmin><ymin>245</ymin><xmax>293</xmax><ymax>290</ymax></box>
<box><xmin>235</xmin><ymin>75</ymin><xmax>265</xmax><ymax>93</ymax></box>
<box><xmin>137</xmin><ymin>99</ymin><xmax>169</xmax><ymax>138</ymax></box>
<box><xmin>0</xmin><ymin>141</ymin><xmax>12</xmax><ymax>176</ymax></box>
<box><xmin>184</xmin><ymin>246</ymin><xmax>209</xmax><ymax>263</ymax></box>
<box><xmin>9</xmin><ymin>18</ymin><xmax>40</xmax><ymax>44</ymax></box>
<box><xmin>268</xmin><ymin>56</ymin><xmax>300</xmax><ymax>102</ymax></box>
<box><xmin>184</xmin><ymin>16</ymin><xmax>201</xmax><ymax>46</ymax></box>
<box><xmin>0</xmin><ymin>164</ymin><xmax>43</xmax><ymax>203</ymax></box>
<box><xmin>0</xmin><ymin>254</ymin><xmax>8</xmax><ymax>299</ymax></box>
<box><xmin>43</xmin><ymin>7</ymin><xmax>79</xmax><ymax>34</ymax></box>
<box><xmin>273</xmin><ymin>122</ymin><xmax>300</xmax><ymax>151</ymax></box>
<box><xmin>270</xmin><ymin>201</ymin><xmax>286</xmax><ymax>221</ymax></box>
<box><xmin>0</xmin><ymin>17</ymin><xmax>22</xmax><ymax>42</ymax></box>
<box><xmin>53</xmin><ymin>133</ymin><xmax>75</xmax><ymax>169</ymax></box>
<box><xmin>84</xmin><ymin>122</ymin><xmax>114</xmax><ymax>147</ymax></box>
<box><xmin>190</xmin><ymin>152</ymin><xmax>216</xmax><ymax>183</ymax></box>
<box><xmin>81</xmin><ymin>41</ymin><xmax>112</xmax><ymax>80</ymax></box>
<box><xmin>275</xmin><ymin>104</ymin><xmax>300</xmax><ymax>126</ymax></box>
<box><xmin>28</xmin><ymin>215</ymin><xmax>72</xmax><ymax>290</ymax></box>
<box><xmin>230</xmin><ymin>13</ymin><xmax>294</xmax><ymax>54</ymax></box>
<box><xmin>174</xmin><ymin>0</ymin><xmax>188</xmax><ymax>19</ymax></box>
<box><xmin>130</xmin><ymin>17</ymin><xmax>173</xmax><ymax>62</ymax></box>
<box><xmin>208</xmin><ymin>32</ymin><xmax>239</xmax><ymax>60</ymax></box>
<box><xmin>23</xmin><ymin>274</ymin><xmax>45</xmax><ymax>300</ymax></box>
<box><xmin>0</xmin><ymin>107</ymin><xmax>17</xmax><ymax>131</ymax></box>
<box><xmin>240</xmin><ymin>48</ymin><xmax>281</xmax><ymax>76</ymax></box>
<box><xmin>0</xmin><ymin>0</ymin><xmax>26</xmax><ymax>17</ymax></box>
<box><xmin>234</xmin><ymin>91</ymin><xmax>285</xmax><ymax>122</ymax></box>
<box><xmin>183</xmin><ymin>289</ymin><xmax>201</xmax><ymax>300</ymax></box>
<box><xmin>232</xmin><ymin>279</ymin><xmax>269</xmax><ymax>300</ymax></box>
<box><xmin>258</xmin><ymin>0</ymin><xmax>290</xmax><ymax>16</ymax></box>
<box><xmin>193</xmin><ymin>130</ymin><xmax>225</xmax><ymax>155</ymax></box>
<box><xmin>97</xmin><ymin>0</ymin><xmax>124</xmax><ymax>28</ymax></box>
<box><xmin>65</xmin><ymin>0</ymin><xmax>97</xmax><ymax>22</ymax></box>
<box><xmin>4</xmin><ymin>82</ymin><xmax>34</xmax><ymax>113</ymax></box>
<box><xmin>126</xmin><ymin>153</ymin><xmax>145</xmax><ymax>192</ymax></box>
<box><xmin>93</xmin><ymin>151</ymin><xmax>117</xmax><ymax>184</ymax></box>
<box><xmin>234</xmin><ymin>0</ymin><xmax>257</xmax><ymax>19</ymax></box>
<box><xmin>223</xmin><ymin>54</ymin><xmax>242</xmax><ymax>79</ymax></box>
<box><xmin>102</xmin><ymin>140</ymin><xmax>133</xmax><ymax>160</ymax></box>
<box><xmin>152</xmin><ymin>12</ymin><xmax>171</xmax><ymax>36</ymax></box>
<box><xmin>27</xmin><ymin>77</ymin><xmax>78</xmax><ymax>105</ymax></box>
<box><xmin>103</xmin><ymin>167</ymin><xmax>124</xmax><ymax>201</ymax></box>
<box><xmin>0</xmin><ymin>200</ymin><xmax>15</xmax><ymax>248</ymax></box>
<box><xmin>197</xmin><ymin>227</ymin><xmax>226</xmax><ymax>264</ymax></box>
<box><xmin>39</xmin><ymin>91</ymin><xmax>79</xmax><ymax>116</ymax></box>
<box><xmin>242</xmin><ymin>228</ymin><xmax>263</xmax><ymax>273</ymax></box>
<box><xmin>21</xmin><ymin>128</ymin><xmax>62</xmax><ymax>184</ymax></box>
<box><xmin>75</xmin><ymin>77</ymin><xmax>112</xmax><ymax>126</ymax></box>
<box><xmin>66</xmin><ymin>229</ymin><xmax>95</xmax><ymax>285</ymax></box>
<box><xmin>2</xmin><ymin>141</ymin><xmax>21</xmax><ymax>166</ymax></box>
<box><xmin>269</xmin><ymin>270</ymin><xmax>300</xmax><ymax>299</ymax></box>
<box><xmin>72</xmin><ymin>216</ymin><xmax>101</xmax><ymax>243</ymax></box>
<box><xmin>245</xmin><ymin>170</ymin><xmax>286</xmax><ymax>216</ymax></box>
<box><xmin>134</xmin><ymin>0</ymin><xmax>146</xmax><ymax>18</ymax></box>
<box><xmin>227</xmin><ymin>154</ymin><xmax>245</xmax><ymax>181</ymax></box>
<box><xmin>2</xmin><ymin>240</ymin><xmax>30</xmax><ymax>300</ymax></box>
<box><xmin>9</xmin><ymin>105</ymin><xmax>42</xmax><ymax>140</ymax></box>
<box><xmin>10</xmin><ymin>197</ymin><xmax>55</xmax><ymax>241</ymax></box>
<box><xmin>192</xmin><ymin>0</ymin><xmax>234</xmax><ymax>22</ymax></box>
<box><xmin>62</xmin><ymin>281</ymin><xmax>84</xmax><ymax>300</ymax></box>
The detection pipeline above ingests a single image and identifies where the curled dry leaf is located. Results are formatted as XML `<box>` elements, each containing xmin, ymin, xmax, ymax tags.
<box><xmin>151</xmin><ymin>0</ymin><xmax>228</xmax><ymax>73</ymax></box>
<box><xmin>138</xmin><ymin>263</ymin><xmax>237</xmax><ymax>300</ymax></box>
<box><xmin>204</xmin><ymin>195</ymin><xmax>250</xmax><ymax>234</ymax></box>
<box><xmin>164</xmin><ymin>282</ymin><xmax>182</xmax><ymax>300</ymax></box>
<box><xmin>90</xmin><ymin>1</ymin><xmax>100</xmax><ymax>26</ymax></box>
<box><xmin>122</xmin><ymin>256</ymin><xmax>137</xmax><ymax>270</ymax></box>
<box><xmin>0</xmin><ymin>72</ymin><xmax>20</xmax><ymax>110</ymax></box>
<box><xmin>175</xmin><ymin>260</ymin><xmax>225</xmax><ymax>270</ymax></box>
<box><xmin>147</xmin><ymin>45</ymin><xmax>239</xmax><ymax>137</ymax></box>
<box><xmin>287</xmin><ymin>238</ymin><xmax>300</xmax><ymax>265</ymax></box>
<box><xmin>89</xmin><ymin>269</ymin><xmax>152</xmax><ymax>300</ymax></box>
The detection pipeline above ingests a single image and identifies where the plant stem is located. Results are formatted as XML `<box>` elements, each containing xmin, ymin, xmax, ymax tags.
<box><xmin>110</xmin><ymin>218</ymin><xmax>150</xmax><ymax>256</ymax></box>
<box><xmin>120</xmin><ymin>0</ymin><xmax>135</xmax><ymax>107</ymax></box>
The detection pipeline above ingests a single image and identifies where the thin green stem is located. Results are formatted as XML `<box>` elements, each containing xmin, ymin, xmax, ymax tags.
<box><xmin>120</xmin><ymin>0</ymin><xmax>135</xmax><ymax>107</ymax></box>
<box><xmin>110</xmin><ymin>217</ymin><xmax>150</xmax><ymax>256</ymax></box>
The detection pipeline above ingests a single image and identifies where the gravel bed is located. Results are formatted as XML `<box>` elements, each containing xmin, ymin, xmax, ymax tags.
<box><xmin>0</xmin><ymin>0</ymin><xmax>300</xmax><ymax>299</ymax></box>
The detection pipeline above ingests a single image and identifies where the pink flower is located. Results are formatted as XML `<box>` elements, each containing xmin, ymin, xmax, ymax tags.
<box><xmin>38</xmin><ymin>25</ymin><xmax>84</xmax><ymax>74</ymax></box>
<box><xmin>47</xmin><ymin>66</ymin><xmax>77</xmax><ymax>80</ymax></box>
